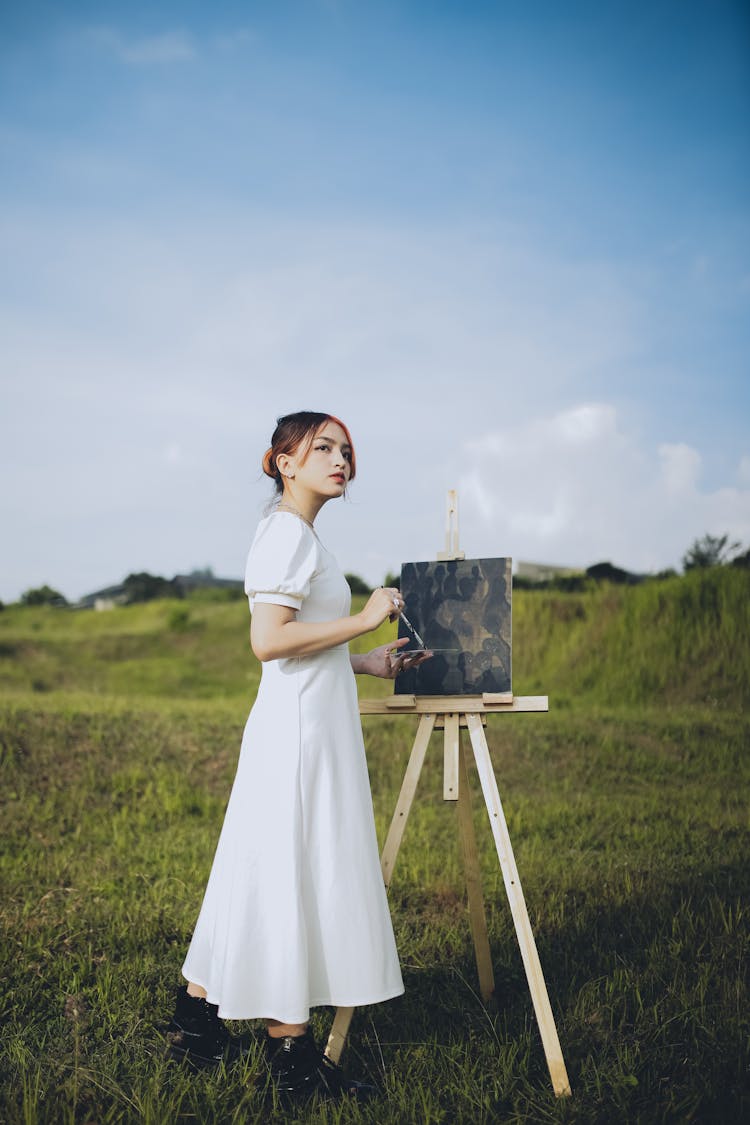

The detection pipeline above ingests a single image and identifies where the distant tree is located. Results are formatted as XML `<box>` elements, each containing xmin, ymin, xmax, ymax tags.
<box><xmin>21</xmin><ymin>584</ymin><xmax>68</xmax><ymax>607</ymax></box>
<box><xmin>511</xmin><ymin>575</ymin><xmax>535</xmax><ymax>590</ymax></box>
<box><xmin>122</xmin><ymin>572</ymin><xmax>183</xmax><ymax>603</ymax></box>
<box><xmin>345</xmin><ymin>573</ymin><xmax>372</xmax><ymax>596</ymax></box>
<box><xmin>682</xmin><ymin>533</ymin><xmax>740</xmax><ymax>572</ymax></box>
<box><xmin>731</xmin><ymin>546</ymin><xmax>750</xmax><ymax>569</ymax></box>
<box><xmin>650</xmin><ymin>568</ymin><xmax>678</xmax><ymax>581</ymax></box>
<box><xmin>586</xmin><ymin>561</ymin><xmax>637</xmax><ymax>585</ymax></box>
<box><xmin>383</xmin><ymin>571</ymin><xmax>401</xmax><ymax>590</ymax></box>
<box><xmin>550</xmin><ymin>573</ymin><xmax>588</xmax><ymax>593</ymax></box>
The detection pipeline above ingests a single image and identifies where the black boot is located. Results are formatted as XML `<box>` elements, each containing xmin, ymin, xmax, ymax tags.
<box><xmin>167</xmin><ymin>986</ymin><xmax>254</xmax><ymax>1068</ymax></box>
<box><xmin>265</xmin><ymin>1031</ymin><xmax>376</xmax><ymax>1101</ymax></box>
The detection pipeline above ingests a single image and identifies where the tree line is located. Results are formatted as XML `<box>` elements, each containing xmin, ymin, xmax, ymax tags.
<box><xmin>6</xmin><ymin>533</ymin><xmax>748</xmax><ymax>609</ymax></box>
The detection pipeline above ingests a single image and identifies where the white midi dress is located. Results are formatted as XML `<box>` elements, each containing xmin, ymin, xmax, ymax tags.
<box><xmin>182</xmin><ymin>511</ymin><xmax>404</xmax><ymax>1023</ymax></box>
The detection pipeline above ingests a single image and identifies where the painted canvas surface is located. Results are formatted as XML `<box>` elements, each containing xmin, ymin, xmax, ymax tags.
<box><xmin>394</xmin><ymin>557</ymin><xmax>512</xmax><ymax>696</ymax></box>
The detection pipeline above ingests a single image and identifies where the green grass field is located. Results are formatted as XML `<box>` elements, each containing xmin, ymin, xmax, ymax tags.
<box><xmin>1</xmin><ymin>570</ymin><xmax>748</xmax><ymax>1122</ymax></box>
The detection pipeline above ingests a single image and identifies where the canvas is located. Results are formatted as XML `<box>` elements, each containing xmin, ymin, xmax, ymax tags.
<box><xmin>394</xmin><ymin>557</ymin><xmax>512</xmax><ymax>696</ymax></box>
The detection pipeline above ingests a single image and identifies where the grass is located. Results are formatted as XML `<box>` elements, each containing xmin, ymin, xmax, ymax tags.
<box><xmin>1</xmin><ymin>573</ymin><xmax>749</xmax><ymax>1122</ymax></box>
<box><xmin>512</xmin><ymin>566</ymin><xmax>750</xmax><ymax>708</ymax></box>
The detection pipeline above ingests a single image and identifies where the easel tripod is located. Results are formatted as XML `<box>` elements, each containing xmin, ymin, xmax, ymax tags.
<box><xmin>325</xmin><ymin>695</ymin><xmax>571</xmax><ymax>1098</ymax></box>
<box><xmin>325</xmin><ymin>494</ymin><xmax>572</xmax><ymax>1098</ymax></box>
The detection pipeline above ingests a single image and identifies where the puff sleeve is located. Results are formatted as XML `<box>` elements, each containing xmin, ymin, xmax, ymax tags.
<box><xmin>244</xmin><ymin>514</ymin><xmax>319</xmax><ymax>611</ymax></box>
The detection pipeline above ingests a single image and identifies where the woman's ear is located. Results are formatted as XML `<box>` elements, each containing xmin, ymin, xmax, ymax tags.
<box><xmin>276</xmin><ymin>453</ymin><xmax>295</xmax><ymax>480</ymax></box>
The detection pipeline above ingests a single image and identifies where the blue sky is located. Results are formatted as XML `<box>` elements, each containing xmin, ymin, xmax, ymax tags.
<box><xmin>1</xmin><ymin>0</ymin><xmax>748</xmax><ymax>601</ymax></box>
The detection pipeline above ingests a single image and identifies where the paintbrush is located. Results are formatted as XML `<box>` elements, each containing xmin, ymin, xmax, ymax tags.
<box><xmin>400</xmin><ymin>609</ymin><xmax>427</xmax><ymax>649</ymax></box>
<box><xmin>388</xmin><ymin>593</ymin><xmax>427</xmax><ymax>648</ymax></box>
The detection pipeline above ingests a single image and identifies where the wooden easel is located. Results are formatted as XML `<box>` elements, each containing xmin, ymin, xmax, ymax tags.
<box><xmin>325</xmin><ymin>494</ymin><xmax>572</xmax><ymax>1099</ymax></box>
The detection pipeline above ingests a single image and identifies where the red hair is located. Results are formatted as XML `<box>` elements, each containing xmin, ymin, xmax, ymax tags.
<box><xmin>262</xmin><ymin>411</ymin><xmax>357</xmax><ymax>493</ymax></box>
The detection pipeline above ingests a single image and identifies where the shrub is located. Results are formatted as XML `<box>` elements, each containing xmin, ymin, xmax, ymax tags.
<box><xmin>586</xmin><ymin>561</ymin><xmax>641</xmax><ymax>585</ymax></box>
<box><xmin>122</xmin><ymin>572</ymin><xmax>183</xmax><ymax>603</ymax></box>
<box><xmin>168</xmin><ymin>606</ymin><xmax>192</xmax><ymax>632</ymax></box>
<box><xmin>682</xmin><ymin>532</ymin><xmax>741</xmax><ymax>571</ymax></box>
<box><xmin>20</xmin><ymin>585</ymin><xmax>68</xmax><ymax>607</ymax></box>
<box><xmin>345</xmin><ymin>573</ymin><xmax>372</xmax><ymax>595</ymax></box>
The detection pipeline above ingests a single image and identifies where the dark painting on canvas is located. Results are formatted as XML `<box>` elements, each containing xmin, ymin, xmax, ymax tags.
<box><xmin>394</xmin><ymin>557</ymin><xmax>512</xmax><ymax>696</ymax></box>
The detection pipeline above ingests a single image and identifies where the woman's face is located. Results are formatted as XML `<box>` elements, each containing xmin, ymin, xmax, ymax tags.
<box><xmin>283</xmin><ymin>420</ymin><xmax>352</xmax><ymax>500</ymax></box>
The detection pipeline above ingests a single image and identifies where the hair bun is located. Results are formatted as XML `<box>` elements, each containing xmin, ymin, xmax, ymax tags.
<box><xmin>262</xmin><ymin>448</ymin><xmax>277</xmax><ymax>478</ymax></box>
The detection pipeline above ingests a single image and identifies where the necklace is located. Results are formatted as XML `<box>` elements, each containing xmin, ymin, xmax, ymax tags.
<box><xmin>275</xmin><ymin>502</ymin><xmax>316</xmax><ymax>531</ymax></box>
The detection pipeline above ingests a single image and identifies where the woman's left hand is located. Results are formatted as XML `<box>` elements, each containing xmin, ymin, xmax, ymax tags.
<box><xmin>359</xmin><ymin>637</ymin><xmax>433</xmax><ymax>679</ymax></box>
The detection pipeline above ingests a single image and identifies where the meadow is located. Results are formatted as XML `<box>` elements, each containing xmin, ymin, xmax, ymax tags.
<box><xmin>1</xmin><ymin>567</ymin><xmax>748</xmax><ymax>1123</ymax></box>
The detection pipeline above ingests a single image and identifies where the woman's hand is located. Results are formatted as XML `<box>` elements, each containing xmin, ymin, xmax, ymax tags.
<box><xmin>354</xmin><ymin>637</ymin><xmax>433</xmax><ymax>679</ymax></box>
<box><xmin>357</xmin><ymin>586</ymin><xmax>405</xmax><ymax>633</ymax></box>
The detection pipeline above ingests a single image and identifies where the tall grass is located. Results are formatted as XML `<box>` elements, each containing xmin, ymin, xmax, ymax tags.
<box><xmin>1</xmin><ymin>569</ymin><xmax>748</xmax><ymax>1121</ymax></box>
<box><xmin>512</xmin><ymin>567</ymin><xmax>750</xmax><ymax>707</ymax></box>
<box><xmin>1</xmin><ymin>567</ymin><xmax>748</xmax><ymax>709</ymax></box>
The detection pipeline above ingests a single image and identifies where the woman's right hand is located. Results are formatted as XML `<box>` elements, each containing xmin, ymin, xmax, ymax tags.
<box><xmin>358</xmin><ymin>586</ymin><xmax>404</xmax><ymax>633</ymax></box>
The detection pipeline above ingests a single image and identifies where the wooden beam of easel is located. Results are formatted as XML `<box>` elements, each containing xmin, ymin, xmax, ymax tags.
<box><xmin>328</xmin><ymin>698</ymin><xmax>570</xmax><ymax>1101</ymax></box>
<box><xmin>436</xmin><ymin>488</ymin><xmax>465</xmax><ymax>560</ymax></box>
<box><xmin>443</xmin><ymin>713</ymin><xmax>459</xmax><ymax>800</ymax></box>
<box><xmin>362</xmin><ymin>694</ymin><xmax>547</xmax><ymax>715</ymax></box>
<box><xmin>456</xmin><ymin>737</ymin><xmax>495</xmax><ymax>1002</ymax></box>
<box><xmin>466</xmin><ymin>712</ymin><xmax>571</xmax><ymax>1098</ymax></box>
<box><xmin>381</xmin><ymin>713</ymin><xmax>436</xmax><ymax>888</ymax></box>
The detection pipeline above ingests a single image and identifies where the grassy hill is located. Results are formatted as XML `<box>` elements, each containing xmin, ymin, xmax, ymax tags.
<box><xmin>1</xmin><ymin>568</ymin><xmax>748</xmax><ymax>1122</ymax></box>
<box><xmin>1</xmin><ymin>565</ymin><xmax>747</xmax><ymax>709</ymax></box>
<box><xmin>513</xmin><ymin>565</ymin><xmax>750</xmax><ymax>709</ymax></box>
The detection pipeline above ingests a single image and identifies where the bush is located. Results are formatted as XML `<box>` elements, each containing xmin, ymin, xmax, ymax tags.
<box><xmin>20</xmin><ymin>585</ymin><xmax>68</xmax><ymax>607</ymax></box>
<box><xmin>512</xmin><ymin>575</ymin><xmax>535</xmax><ymax>590</ymax></box>
<box><xmin>345</xmin><ymin>573</ymin><xmax>372</xmax><ymax>595</ymax></box>
<box><xmin>682</xmin><ymin>533</ymin><xmax>740</xmax><ymax>571</ymax></box>
<box><xmin>168</xmin><ymin>606</ymin><xmax>192</xmax><ymax>632</ymax></box>
<box><xmin>586</xmin><ymin>561</ymin><xmax>641</xmax><ymax>585</ymax></box>
<box><xmin>122</xmin><ymin>572</ymin><xmax>183</xmax><ymax>604</ymax></box>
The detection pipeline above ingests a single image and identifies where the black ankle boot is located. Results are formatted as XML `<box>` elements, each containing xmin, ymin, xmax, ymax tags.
<box><xmin>167</xmin><ymin>986</ymin><xmax>254</xmax><ymax>1068</ymax></box>
<box><xmin>265</xmin><ymin>1031</ymin><xmax>376</xmax><ymax>1101</ymax></box>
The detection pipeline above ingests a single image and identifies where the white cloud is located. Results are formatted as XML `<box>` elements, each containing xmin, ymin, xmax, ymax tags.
<box><xmin>84</xmin><ymin>27</ymin><xmax>196</xmax><ymax>65</ymax></box>
<box><xmin>213</xmin><ymin>28</ymin><xmax>257</xmax><ymax>52</ymax></box>
<box><xmin>658</xmin><ymin>443</ymin><xmax>702</xmax><ymax>495</ymax></box>
<box><xmin>163</xmin><ymin>443</ymin><xmax>183</xmax><ymax>467</ymax></box>
<box><xmin>459</xmin><ymin>406</ymin><xmax>750</xmax><ymax>572</ymax></box>
<box><xmin>1</xmin><ymin>207</ymin><xmax>747</xmax><ymax>598</ymax></box>
<box><xmin>557</xmin><ymin>403</ymin><xmax>616</xmax><ymax>445</ymax></box>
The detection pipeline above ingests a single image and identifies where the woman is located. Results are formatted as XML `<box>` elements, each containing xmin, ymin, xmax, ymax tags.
<box><xmin>169</xmin><ymin>411</ymin><xmax>427</xmax><ymax>1100</ymax></box>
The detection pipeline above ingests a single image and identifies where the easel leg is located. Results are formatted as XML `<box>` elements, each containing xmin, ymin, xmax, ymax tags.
<box><xmin>443</xmin><ymin>713</ymin><xmax>459</xmax><ymax>800</ymax></box>
<box><xmin>325</xmin><ymin>1006</ymin><xmax>354</xmax><ymax>1065</ymax></box>
<box><xmin>466</xmin><ymin>713</ymin><xmax>572</xmax><ymax>1098</ymax></box>
<box><xmin>325</xmin><ymin>713</ymin><xmax>436</xmax><ymax>1064</ymax></box>
<box><xmin>380</xmin><ymin>713</ymin><xmax>436</xmax><ymax>889</ymax></box>
<box><xmin>456</xmin><ymin>737</ymin><xmax>496</xmax><ymax>1003</ymax></box>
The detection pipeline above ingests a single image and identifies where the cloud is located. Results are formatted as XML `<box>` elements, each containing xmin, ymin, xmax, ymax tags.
<box><xmin>213</xmin><ymin>28</ymin><xmax>257</xmax><ymax>52</ymax></box>
<box><xmin>1</xmin><ymin>206</ymin><xmax>747</xmax><ymax>598</ymax></box>
<box><xmin>163</xmin><ymin>442</ymin><xmax>183</xmax><ymax>467</ymax></box>
<box><xmin>84</xmin><ymin>27</ymin><xmax>196</xmax><ymax>65</ymax></box>
<box><xmin>459</xmin><ymin>405</ymin><xmax>750</xmax><ymax>572</ymax></box>
<box><xmin>658</xmin><ymin>443</ymin><xmax>702</xmax><ymax>495</ymax></box>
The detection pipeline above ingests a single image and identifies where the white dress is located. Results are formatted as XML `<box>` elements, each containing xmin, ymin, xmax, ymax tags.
<box><xmin>182</xmin><ymin>511</ymin><xmax>404</xmax><ymax>1023</ymax></box>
